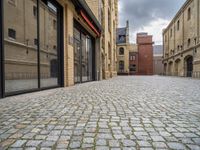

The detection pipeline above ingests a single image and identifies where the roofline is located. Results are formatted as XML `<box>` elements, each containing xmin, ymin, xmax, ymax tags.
<box><xmin>163</xmin><ymin>0</ymin><xmax>192</xmax><ymax>34</ymax></box>
<box><xmin>71</xmin><ymin>0</ymin><xmax>102</xmax><ymax>32</ymax></box>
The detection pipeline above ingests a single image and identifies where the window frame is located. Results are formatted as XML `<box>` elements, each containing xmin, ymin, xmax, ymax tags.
<box><xmin>1</xmin><ymin>0</ymin><xmax>64</xmax><ymax>97</ymax></box>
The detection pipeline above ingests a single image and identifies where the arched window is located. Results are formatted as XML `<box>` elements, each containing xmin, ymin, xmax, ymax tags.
<box><xmin>119</xmin><ymin>61</ymin><xmax>124</xmax><ymax>72</ymax></box>
<box><xmin>119</xmin><ymin>47</ymin><xmax>124</xmax><ymax>55</ymax></box>
<box><xmin>188</xmin><ymin>7</ymin><xmax>191</xmax><ymax>20</ymax></box>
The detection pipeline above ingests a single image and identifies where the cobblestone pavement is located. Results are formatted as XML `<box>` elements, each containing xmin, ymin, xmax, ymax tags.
<box><xmin>0</xmin><ymin>76</ymin><xmax>200</xmax><ymax>150</ymax></box>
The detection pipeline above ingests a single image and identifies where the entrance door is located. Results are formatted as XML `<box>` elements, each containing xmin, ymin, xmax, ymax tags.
<box><xmin>186</xmin><ymin>56</ymin><xmax>193</xmax><ymax>77</ymax></box>
<box><xmin>73</xmin><ymin>23</ymin><xmax>94</xmax><ymax>84</ymax></box>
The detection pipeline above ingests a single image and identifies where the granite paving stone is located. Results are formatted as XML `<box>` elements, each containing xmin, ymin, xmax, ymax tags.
<box><xmin>0</xmin><ymin>76</ymin><xmax>200</xmax><ymax>149</ymax></box>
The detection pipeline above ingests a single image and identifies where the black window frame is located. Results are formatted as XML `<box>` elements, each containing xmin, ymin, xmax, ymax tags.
<box><xmin>0</xmin><ymin>0</ymin><xmax>64</xmax><ymax>98</ymax></box>
<box><xmin>0</xmin><ymin>0</ymin><xmax>4</xmax><ymax>98</ymax></box>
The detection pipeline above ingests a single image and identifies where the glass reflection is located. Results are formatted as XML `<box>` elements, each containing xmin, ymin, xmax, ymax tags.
<box><xmin>4</xmin><ymin>0</ymin><xmax>38</xmax><ymax>93</ymax></box>
<box><xmin>40</xmin><ymin>0</ymin><xmax>59</xmax><ymax>87</ymax></box>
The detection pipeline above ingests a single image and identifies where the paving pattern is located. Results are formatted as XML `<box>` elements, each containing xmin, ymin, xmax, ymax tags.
<box><xmin>0</xmin><ymin>76</ymin><xmax>200</xmax><ymax>150</ymax></box>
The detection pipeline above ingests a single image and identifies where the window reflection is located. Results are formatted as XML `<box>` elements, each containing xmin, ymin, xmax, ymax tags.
<box><xmin>4</xmin><ymin>0</ymin><xmax>61</xmax><ymax>93</ymax></box>
<box><xmin>74</xmin><ymin>26</ymin><xmax>94</xmax><ymax>83</ymax></box>
<box><xmin>4</xmin><ymin>0</ymin><xmax>38</xmax><ymax>93</ymax></box>
<box><xmin>40</xmin><ymin>0</ymin><xmax>59</xmax><ymax>87</ymax></box>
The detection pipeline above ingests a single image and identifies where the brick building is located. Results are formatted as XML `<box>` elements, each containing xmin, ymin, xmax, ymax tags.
<box><xmin>137</xmin><ymin>33</ymin><xmax>154</xmax><ymax>75</ymax></box>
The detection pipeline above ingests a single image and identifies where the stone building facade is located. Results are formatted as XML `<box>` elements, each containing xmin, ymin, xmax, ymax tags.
<box><xmin>163</xmin><ymin>0</ymin><xmax>200</xmax><ymax>77</ymax></box>
<box><xmin>116</xmin><ymin>21</ymin><xmax>138</xmax><ymax>75</ymax></box>
<box><xmin>85</xmin><ymin>0</ymin><xmax>118</xmax><ymax>79</ymax></box>
<box><xmin>116</xmin><ymin>24</ymin><xmax>153</xmax><ymax>75</ymax></box>
<box><xmin>0</xmin><ymin>0</ymin><xmax>106</xmax><ymax>97</ymax></box>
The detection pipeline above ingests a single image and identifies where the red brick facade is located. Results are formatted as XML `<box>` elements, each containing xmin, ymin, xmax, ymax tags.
<box><xmin>137</xmin><ymin>33</ymin><xmax>153</xmax><ymax>75</ymax></box>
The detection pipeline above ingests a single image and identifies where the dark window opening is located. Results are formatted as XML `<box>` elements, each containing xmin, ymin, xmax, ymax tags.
<box><xmin>33</xmin><ymin>6</ymin><xmax>37</xmax><ymax>17</ymax></box>
<box><xmin>188</xmin><ymin>39</ymin><xmax>191</xmax><ymax>47</ymax></box>
<box><xmin>119</xmin><ymin>61</ymin><xmax>124</xmax><ymax>72</ymax></box>
<box><xmin>188</xmin><ymin>7</ymin><xmax>191</xmax><ymax>20</ymax></box>
<box><xmin>53</xmin><ymin>19</ymin><xmax>57</xmax><ymax>29</ymax></box>
<box><xmin>177</xmin><ymin>20</ymin><xmax>180</xmax><ymax>31</ymax></box>
<box><xmin>130</xmin><ymin>64</ymin><xmax>136</xmax><ymax>72</ymax></box>
<box><xmin>119</xmin><ymin>47</ymin><xmax>124</xmax><ymax>55</ymax></box>
<box><xmin>34</xmin><ymin>38</ymin><xmax>38</xmax><ymax>45</ymax></box>
<box><xmin>8</xmin><ymin>28</ymin><xmax>16</xmax><ymax>39</ymax></box>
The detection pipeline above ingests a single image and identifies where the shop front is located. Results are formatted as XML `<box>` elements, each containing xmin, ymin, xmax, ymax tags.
<box><xmin>0</xmin><ymin>0</ymin><xmax>64</xmax><ymax>97</ymax></box>
<box><xmin>73</xmin><ymin>21</ymin><xmax>95</xmax><ymax>83</ymax></box>
<box><xmin>0</xmin><ymin>0</ymin><xmax>102</xmax><ymax>98</ymax></box>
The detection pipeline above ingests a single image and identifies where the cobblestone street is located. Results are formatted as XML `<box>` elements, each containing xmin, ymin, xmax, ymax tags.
<box><xmin>0</xmin><ymin>76</ymin><xmax>200</xmax><ymax>150</ymax></box>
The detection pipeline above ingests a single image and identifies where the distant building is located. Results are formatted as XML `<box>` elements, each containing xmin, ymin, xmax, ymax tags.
<box><xmin>116</xmin><ymin>24</ymin><xmax>153</xmax><ymax>75</ymax></box>
<box><xmin>137</xmin><ymin>33</ymin><xmax>154</xmax><ymax>75</ymax></box>
<box><xmin>153</xmin><ymin>45</ymin><xmax>164</xmax><ymax>75</ymax></box>
<box><xmin>163</xmin><ymin>0</ymin><xmax>200</xmax><ymax>77</ymax></box>
<box><xmin>116</xmin><ymin>21</ymin><xmax>138</xmax><ymax>75</ymax></box>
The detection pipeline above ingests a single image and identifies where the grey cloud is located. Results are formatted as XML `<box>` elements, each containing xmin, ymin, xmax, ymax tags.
<box><xmin>119</xmin><ymin>0</ymin><xmax>186</xmax><ymax>29</ymax></box>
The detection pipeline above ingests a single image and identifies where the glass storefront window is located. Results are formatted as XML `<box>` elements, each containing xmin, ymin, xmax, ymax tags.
<box><xmin>3</xmin><ymin>0</ymin><xmax>62</xmax><ymax>95</ymax></box>
<box><xmin>40</xmin><ymin>0</ymin><xmax>59</xmax><ymax>87</ymax></box>
<box><xmin>4</xmin><ymin>0</ymin><xmax>38</xmax><ymax>93</ymax></box>
<box><xmin>74</xmin><ymin>25</ymin><xmax>94</xmax><ymax>83</ymax></box>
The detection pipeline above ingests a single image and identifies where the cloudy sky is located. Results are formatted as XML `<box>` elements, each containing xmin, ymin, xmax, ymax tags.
<box><xmin>119</xmin><ymin>0</ymin><xmax>186</xmax><ymax>45</ymax></box>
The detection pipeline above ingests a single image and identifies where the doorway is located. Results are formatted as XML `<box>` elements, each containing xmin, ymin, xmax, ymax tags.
<box><xmin>73</xmin><ymin>23</ymin><xmax>95</xmax><ymax>84</ymax></box>
<box><xmin>185</xmin><ymin>56</ymin><xmax>193</xmax><ymax>77</ymax></box>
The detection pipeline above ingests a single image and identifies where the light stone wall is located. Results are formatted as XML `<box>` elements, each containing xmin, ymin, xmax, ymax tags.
<box><xmin>163</xmin><ymin>0</ymin><xmax>200</xmax><ymax>77</ymax></box>
<box><xmin>85</xmin><ymin>0</ymin><xmax>118</xmax><ymax>79</ymax></box>
<box><xmin>116</xmin><ymin>43</ymin><xmax>137</xmax><ymax>74</ymax></box>
<box><xmin>4</xmin><ymin>0</ymin><xmax>58</xmax><ymax>79</ymax></box>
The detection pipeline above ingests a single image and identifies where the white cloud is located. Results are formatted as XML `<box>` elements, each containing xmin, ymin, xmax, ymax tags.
<box><xmin>129</xmin><ymin>18</ymin><xmax>169</xmax><ymax>45</ymax></box>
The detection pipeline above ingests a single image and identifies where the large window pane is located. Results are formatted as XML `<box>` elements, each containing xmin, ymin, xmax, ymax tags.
<box><xmin>4</xmin><ymin>0</ymin><xmax>38</xmax><ymax>93</ymax></box>
<box><xmin>74</xmin><ymin>28</ymin><xmax>81</xmax><ymax>83</ymax></box>
<box><xmin>39</xmin><ymin>0</ymin><xmax>59</xmax><ymax>87</ymax></box>
<box><xmin>87</xmin><ymin>37</ymin><xmax>93</xmax><ymax>81</ymax></box>
<box><xmin>81</xmin><ymin>34</ymin><xmax>88</xmax><ymax>82</ymax></box>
